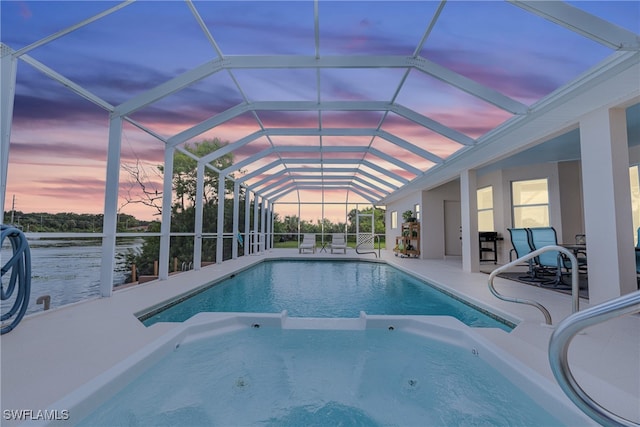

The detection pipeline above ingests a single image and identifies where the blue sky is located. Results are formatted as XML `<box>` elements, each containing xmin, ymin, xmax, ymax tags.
<box><xmin>2</xmin><ymin>1</ymin><xmax>638</xmax><ymax>221</ymax></box>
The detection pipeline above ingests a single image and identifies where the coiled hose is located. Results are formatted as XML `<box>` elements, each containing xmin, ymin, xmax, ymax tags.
<box><xmin>1</xmin><ymin>225</ymin><xmax>31</xmax><ymax>334</ymax></box>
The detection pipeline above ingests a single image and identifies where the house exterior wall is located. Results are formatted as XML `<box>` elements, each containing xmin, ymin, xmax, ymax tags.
<box><xmin>421</xmin><ymin>180</ymin><xmax>460</xmax><ymax>259</ymax></box>
<box><xmin>477</xmin><ymin>170</ymin><xmax>506</xmax><ymax>262</ymax></box>
<box><xmin>385</xmin><ymin>143</ymin><xmax>638</xmax><ymax>287</ymax></box>
<box><xmin>386</xmin><ymin>192</ymin><xmax>421</xmax><ymax>254</ymax></box>
<box><xmin>477</xmin><ymin>162</ymin><xmax>562</xmax><ymax>263</ymax></box>
<box><xmin>387</xmin><ymin>163</ymin><xmax>571</xmax><ymax>262</ymax></box>
<box><xmin>558</xmin><ymin>160</ymin><xmax>585</xmax><ymax>245</ymax></box>
<box><xmin>629</xmin><ymin>144</ymin><xmax>640</xmax><ymax>164</ymax></box>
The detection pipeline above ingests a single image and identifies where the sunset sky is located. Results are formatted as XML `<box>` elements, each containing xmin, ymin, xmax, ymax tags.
<box><xmin>2</xmin><ymin>0</ymin><xmax>638</xmax><ymax>222</ymax></box>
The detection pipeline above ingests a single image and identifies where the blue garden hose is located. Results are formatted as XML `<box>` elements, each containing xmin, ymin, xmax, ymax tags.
<box><xmin>1</xmin><ymin>225</ymin><xmax>31</xmax><ymax>334</ymax></box>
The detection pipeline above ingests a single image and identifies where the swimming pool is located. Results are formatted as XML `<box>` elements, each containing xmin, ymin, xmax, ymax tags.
<box><xmin>55</xmin><ymin>313</ymin><xmax>589</xmax><ymax>427</ymax></box>
<box><xmin>140</xmin><ymin>260</ymin><xmax>514</xmax><ymax>330</ymax></box>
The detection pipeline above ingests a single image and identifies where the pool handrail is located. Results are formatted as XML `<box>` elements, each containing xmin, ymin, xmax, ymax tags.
<box><xmin>548</xmin><ymin>289</ymin><xmax>640</xmax><ymax>427</ymax></box>
<box><xmin>488</xmin><ymin>245</ymin><xmax>580</xmax><ymax>325</ymax></box>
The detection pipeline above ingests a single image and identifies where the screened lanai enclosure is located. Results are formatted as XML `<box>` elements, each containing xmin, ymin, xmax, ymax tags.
<box><xmin>1</xmin><ymin>1</ymin><xmax>639</xmax><ymax>298</ymax></box>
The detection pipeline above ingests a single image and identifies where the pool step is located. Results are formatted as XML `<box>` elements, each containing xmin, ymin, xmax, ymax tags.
<box><xmin>282</xmin><ymin>317</ymin><xmax>367</xmax><ymax>330</ymax></box>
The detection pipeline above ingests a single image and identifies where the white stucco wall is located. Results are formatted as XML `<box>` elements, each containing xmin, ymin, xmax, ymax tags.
<box><xmin>558</xmin><ymin>160</ymin><xmax>585</xmax><ymax>244</ymax></box>
<box><xmin>421</xmin><ymin>180</ymin><xmax>460</xmax><ymax>259</ymax></box>
<box><xmin>476</xmin><ymin>162</ymin><xmax>563</xmax><ymax>263</ymax></box>
<box><xmin>384</xmin><ymin>142</ymin><xmax>638</xmax><ymax>288</ymax></box>
<box><xmin>386</xmin><ymin>192</ymin><xmax>421</xmax><ymax>254</ymax></box>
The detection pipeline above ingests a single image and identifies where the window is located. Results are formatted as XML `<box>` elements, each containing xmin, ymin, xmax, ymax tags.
<box><xmin>391</xmin><ymin>210</ymin><xmax>398</xmax><ymax>229</ymax></box>
<box><xmin>477</xmin><ymin>186</ymin><xmax>494</xmax><ymax>231</ymax></box>
<box><xmin>511</xmin><ymin>178</ymin><xmax>549</xmax><ymax>227</ymax></box>
<box><xmin>414</xmin><ymin>204</ymin><xmax>420</xmax><ymax>221</ymax></box>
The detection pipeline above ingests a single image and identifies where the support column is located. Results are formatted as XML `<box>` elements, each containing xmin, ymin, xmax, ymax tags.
<box><xmin>344</xmin><ymin>200</ymin><xmax>348</xmax><ymax>235</ymax></box>
<box><xmin>580</xmin><ymin>107</ymin><xmax>635</xmax><ymax>303</ymax></box>
<box><xmin>298</xmin><ymin>199</ymin><xmax>302</xmax><ymax>245</ymax></box>
<box><xmin>193</xmin><ymin>162</ymin><xmax>204</xmax><ymax>270</ymax></box>
<box><xmin>268</xmin><ymin>202</ymin><xmax>274</xmax><ymax>249</ymax></box>
<box><xmin>260</xmin><ymin>198</ymin><xmax>267</xmax><ymax>253</ymax></box>
<box><xmin>244</xmin><ymin>189</ymin><xmax>251</xmax><ymax>255</ymax></box>
<box><xmin>216</xmin><ymin>174</ymin><xmax>225</xmax><ymax>264</ymax></box>
<box><xmin>264</xmin><ymin>200</ymin><xmax>270</xmax><ymax>251</ymax></box>
<box><xmin>158</xmin><ymin>146</ymin><xmax>174</xmax><ymax>280</ymax></box>
<box><xmin>99</xmin><ymin>115</ymin><xmax>123</xmax><ymax>296</ymax></box>
<box><xmin>270</xmin><ymin>203</ymin><xmax>276</xmax><ymax>249</ymax></box>
<box><xmin>461</xmin><ymin>169</ymin><xmax>480</xmax><ymax>272</ymax></box>
<box><xmin>0</xmin><ymin>45</ymin><xmax>17</xmax><ymax>220</ymax></box>
<box><xmin>253</xmin><ymin>194</ymin><xmax>260</xmax><ymax>254</ymax></box>
<box><xmin>232</xmin><ymin>181</ymin><xmax>240</xmax><ymax>259</ymax></box>
<box><xmin>321</xmin><ymin>189</ymin><xmax>325</xmax><ymax>248</ymax></box>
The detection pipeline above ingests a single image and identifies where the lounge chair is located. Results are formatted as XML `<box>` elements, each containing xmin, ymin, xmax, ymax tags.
<box><xmin>330</xmin><ymin>233</ymin><xmax>347</xmax><ymax>254</ymax></box>
<box><xmin>299</xmin><ymin>233</ymin><xmax>316</xmax><ymax>254</ymax></box>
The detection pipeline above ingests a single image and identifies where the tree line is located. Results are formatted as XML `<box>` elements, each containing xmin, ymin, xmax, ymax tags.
<box><xmin>272</xmin><ymin>208</ymin><xmax>386</xmax><ymax>241</ymax></box>
<box><xmin>2</xmin><ymin>211</ymin><xmax>146</xmax><ymax>233</ymax></box>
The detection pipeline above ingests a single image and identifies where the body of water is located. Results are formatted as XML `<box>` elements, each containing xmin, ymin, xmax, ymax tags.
<box><xmin>1</xmin><ymin>237</ymin><xmax>142</xmax><ymax>316</ymax></box>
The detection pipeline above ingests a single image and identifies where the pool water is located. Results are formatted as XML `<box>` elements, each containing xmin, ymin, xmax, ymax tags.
<box><xmin>77</xmin><ymin>326</ymin><xmax>564</xmax><ymax>427</ymax></box>
<box><xmin>142</xmin><ymin>261</ymin><xmax>512</xmax><ymax>331</ymax></box>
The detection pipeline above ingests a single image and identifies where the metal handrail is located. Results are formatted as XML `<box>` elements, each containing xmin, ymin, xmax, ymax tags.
<box><xmin>488</xmin><ymin>245</ymin><xmax>579</xmax><ymax>325</ymax></box>
<box><xmin>548</xmin><ymin>290</ymin><xmax>640</xmax><ymax>427</ymax></box>
<box><xmin>374</xmin><ymin>234</ymin><xmax>381</xmax><ymax>258</ymax></box>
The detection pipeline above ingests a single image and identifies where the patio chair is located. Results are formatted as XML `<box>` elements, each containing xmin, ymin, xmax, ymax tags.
<box><xmin>528</xmin><ymin>227</ymin><xmax>586</xmax><ymax>288</ymax></box>
<box><xmin>507</xmin><ymin>228</ymin><xmax>539</xmax><ymax>281</ymax></box>
<box><xmin>330</xmin><ymin>233</ymin><xmax>347</xmax><ymax>254</ymax></box>
<box><xmin>573</xmin><ymin>234</ymin><xmax>588</xmax><ymax>273</ymax></box>
<box><xmin>298</xmin><ymin>233</ymin><xmax>316</xmax><ymax>254</ymax></box>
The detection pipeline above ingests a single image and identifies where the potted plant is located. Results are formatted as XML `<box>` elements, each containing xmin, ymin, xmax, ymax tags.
<box><xmin>402</xmin><ymin>210</ymin><xmax>416</xmax><ymax>223</ymax></box>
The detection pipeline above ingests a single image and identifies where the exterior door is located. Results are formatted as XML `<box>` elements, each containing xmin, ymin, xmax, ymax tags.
<box><xmin>444</xmin><ymin>200</ymin><xmax>462</xmax><ymax>256</ymax></box>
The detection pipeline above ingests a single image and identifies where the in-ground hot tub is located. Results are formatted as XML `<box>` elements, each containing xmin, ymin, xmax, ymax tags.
<box><xmin>42</xmin><ymin>312</ymin><xmax>592</xmax><ymax>427</ymax></box>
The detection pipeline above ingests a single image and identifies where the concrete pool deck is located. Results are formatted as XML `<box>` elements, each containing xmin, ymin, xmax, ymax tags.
<box><xmin>1</xmin><ymin>248</ymin><xmax>638</xmax><ymax>425</ymax></box>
